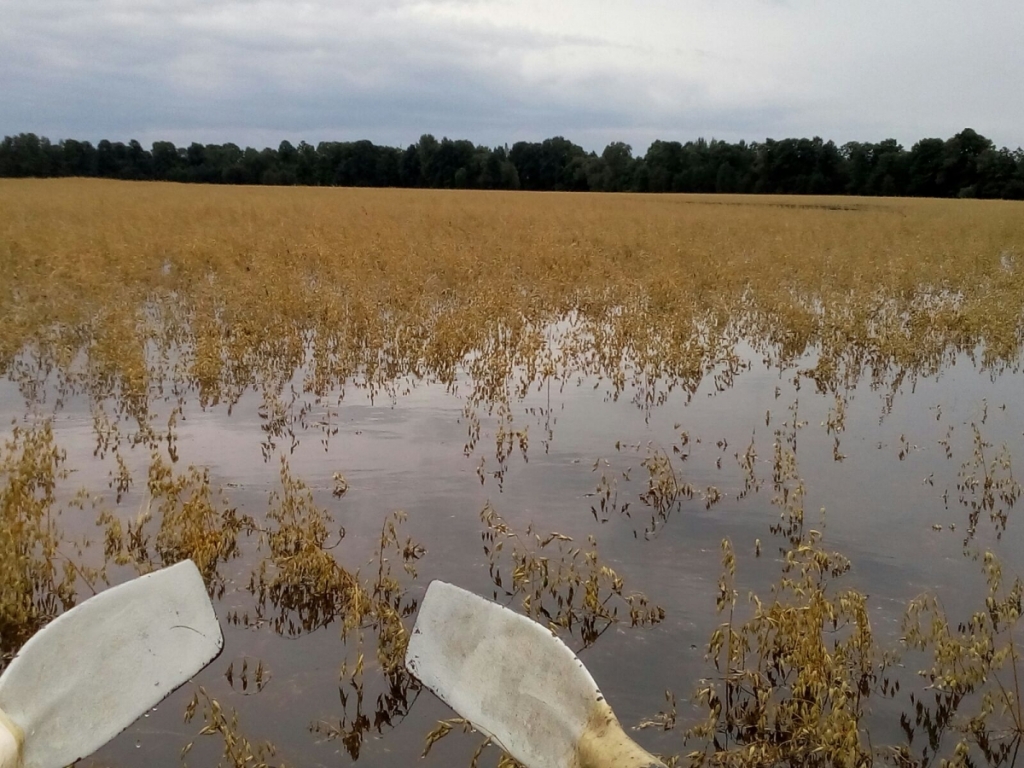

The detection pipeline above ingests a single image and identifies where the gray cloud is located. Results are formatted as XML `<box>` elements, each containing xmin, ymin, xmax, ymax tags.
<box><xmin>1</xmin><ymin>0</ymin><xmax>1021</xmax><ymax>152</ymax></box>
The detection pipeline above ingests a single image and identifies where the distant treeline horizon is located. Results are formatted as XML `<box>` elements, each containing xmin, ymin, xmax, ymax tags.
<box><xmin>2</xmin><ymin>128</ymin><xmax>1023</xmax><ymax>199</ymax></box>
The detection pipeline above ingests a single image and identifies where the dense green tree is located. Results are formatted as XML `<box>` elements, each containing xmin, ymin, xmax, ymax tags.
<box><xmin>202</xmin><ymin>143</ymin><xmax>241</xmax><ymax>184</ymax></box>
<box><xmin>95</xmin><ymin>140</ymin><xmax>122</xmax><ymax>179</ymax></box>
<box><xmin>1</xmin><ymin>133</ymin><xmax>57</xmax><ymax>177</ymax></box>
<box><xmin>417</xmin><ymin>135</ymin><xmax>440</xmax><ymax>186</ymax></box>
<box><xmin>498</xmin><ymin>153</ymin><xmax>521</xmax><ymax>190</ymax></box>
<box><xmin>813</xmin><ymin>140</ymin><xmax>845</xmax><ymax>194</ymax></box>
<box><xmin>685</xmin><ymin>138</ymin><xmax>721</xmax><ymax>192</ymax></box>
<box><xmin>295</xmin><ymin>141</ymin><xmax>318</xmax><ymax>185</ymax></box>
<box><xmin>716</xmin><ymin>163</ymin><xmax>738</xmax><ymax>194</ymax></box>
<box><xmin>645</xmin><ymin>140</ymin><xmax>683</xmax><ymax>193</ymax></box>
<box><xmin>151</xmin><ymin>142</ymin><xmax>181</xmax><ymax>180</ymax></box>
<box><xmin>2</xmin><ymin>129</ymin><xmax>1021</xmax><ymax>199</ymax></box>
<box><xmin>599</xmin><ymin>142</ymin><xmax>635</xmax><ymax>192</ymax></box>
<box><xmin>399</xmin><ymin>144</ymin><xmax>422</xmax><ymax>187</ymax></box>
<box><xmin>510</xmin><ymin>137</ymin><xmax>588</xmax><ymax>191</ymax></box>
<box><xmin>185</xmin><ymin>142</ymin><xmax>205</xmax><ymax>170</ymax></box>
<box><xmin>975</xmin><ymin>147</ymin><xmax>1024</xmax><ymax>199</ymax></box>
<box><xmin>942</xmin><ymin>128</ymin><xmax>994</xmax><ymax>198</ymax></box>
<box><xmin>907</xmin><ymin>138</ymin><xmax>945</xmax><ymax>197</ymax></box>
<box><xmin>277</xmin><ymin>140</ymin><xmax>297</xmax><ymax>165</ymax></box>
<box><xmin>425</xmin><ymin>138</ymin><xmax>474</xmax><ymax>188</ymax></box>
<box><xmin>59</xmin><ymin>139</ymin><xmax>97</xmax><ymax>177</ymax></box>
<box><xmin>867</xmin><ymin>139</ymin><xmax>909</xmax><ymax>196</ymax></box>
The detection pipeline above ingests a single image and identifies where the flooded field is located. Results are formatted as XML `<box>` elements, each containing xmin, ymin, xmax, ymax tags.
<box><xmin>1</xmin><ymin>179</ymin><xmax>1023</xmax><ymax>767</ymax></box>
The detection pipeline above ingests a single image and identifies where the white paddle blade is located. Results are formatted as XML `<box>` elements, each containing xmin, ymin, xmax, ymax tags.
<box><xmin>0</xmin><ymin>560</ymin><xmax>223</xmax><ymax>768</ymax></box>
<box><xmin>405</xmin><ymin>581</ymin><xmax>665</xmax><ymax>768</ymax></box>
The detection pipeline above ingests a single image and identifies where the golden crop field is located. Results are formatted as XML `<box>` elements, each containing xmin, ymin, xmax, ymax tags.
<box><xmin>2</xmin><ymin>178</ymin><xmax>1024</xmax><ymax>768</ymax></box>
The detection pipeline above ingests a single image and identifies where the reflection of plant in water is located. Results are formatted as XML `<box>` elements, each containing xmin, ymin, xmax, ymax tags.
<box><xmin>310</xmin><ymin>510</ymin><xmax>424</xmax><ymax>759</ymax></box>
<box><xmin>683</xmin><ymin>534</ymin><xmax>880</xmax><ymax>768</ymax></box>
<box><xmin>735</xmin><ymin>432</ymin><xmax>762</xmax><ymax>501</ymax></box>
<box><xmin>639</xmin><ymin>447</ymin><xmax>692</xmax><ymax>532</ymax></box>
<box><xmin>41</xmin><ymin>433</ymin><xmax>424</xmax><ymax>762</ymax></box>
<box><xmin>601</xmin><ymin>433</ymin><xmax>726</xmax><ymax>538</ymax></box>
<box><xmin>224</xmin><ymin>656</ymin><xmax>271</xmax><ymax>696</ymax></box>
<box><xmin>898</xmin><ymin>549</ymin><xmax>1024</xmax><ymax>767</ymax></box>
<box><xmin>183</xmin><ymin>687</ymin><xmax>286</xmax><ymax>768</ymax></box>
<box><xmin>0</xmin><ymin>423</ymin><xmax>99</xmax><ymax>662</ymax></box>
<box><xmin>636</xmin><ymin>421</ymin><xmax>1024</xmax><ymax>768</ymax></box>
<box><xmin>958</xmin><ymin>423</ymin><xmax>1022</xmax><ymax>547</ymax></box>
<box><xmin>480</xmin><ymin>503</ymin><xmax>664</xmax><ymax>648</ymax></box>
<box><xmin>1</xmin><ymin>183</ymin><xmax>1024</xmax><ymax>765</ymax></box>
<box><xmin>4</xmin><ymin>182</ymin><xmax>1024</xmax><ymax>445</ymax></box>
<box><xmin>247</xmin><ymin>456</ymin><xmax>357</xmax><ymax>637</ymax></box>
<box><xmin>313</xmin><ymin>668</ymin><xmax>415</xmax><ymax>761</ymax></box>
<box><xmin>99</xmin><ymin>454</ymin><xmax>252</xmax><ymax>597</ymax></box>
<box><xmin>420</xmin><ymin>717</ymin><xmax>526</xmax><ymax>768</ymax></box>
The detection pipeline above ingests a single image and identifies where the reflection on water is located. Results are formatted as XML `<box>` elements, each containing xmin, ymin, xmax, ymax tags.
<box><xmin>3</xmin><ymin>183</ymin><xmax>1022</xmax><ymax>766</ymax></box>
<box><xmin>2</xmin><ymin>337</ymin><xmax>1022</xmax><ymax>767</ymax></box>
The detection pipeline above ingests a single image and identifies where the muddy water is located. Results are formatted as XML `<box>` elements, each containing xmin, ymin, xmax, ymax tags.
<box><xmin>2</xmin><ymin>345</ymin><xmax>1022</xmax><ymax>768</ymax></box>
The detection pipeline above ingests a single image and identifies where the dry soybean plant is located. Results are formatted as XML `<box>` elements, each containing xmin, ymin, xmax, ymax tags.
<box><xmin>631</xmin><ymin>416</ymin><xmax>1024</xmax><ymax>768</ymax></box>
<box><xmin>1</xmin><ymin>180</ymin><xmax>1023</xmax><ymax>766</ymax></box>
<box><xmin>480</xmin><ymin>502</ymin><xmax>665</xmax><ymax>648</ymax></box>
<box><xmin>2</xmin><ymin>181</ymin><xmax>1022</xmax><ymax>427</ymax></box>
<box><xmin>0</xmin><ymin>422</ymin><xmax>101</xmax><ymax>662</ymax></box>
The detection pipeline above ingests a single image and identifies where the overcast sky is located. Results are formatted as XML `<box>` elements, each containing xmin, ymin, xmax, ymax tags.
<box><xmin>2</xmin><ymin>0</ymin><xmax>1022</xmax><ymax>153</ymax></box>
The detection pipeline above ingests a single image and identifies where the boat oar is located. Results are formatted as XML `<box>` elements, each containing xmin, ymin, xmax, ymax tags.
<box><xmin>0</xmin><ymin>559</ymin><xmax>223</xmax><ymax>768</ymax></box>
<box><xmin>405</xmin><ymin>580</ymin><xmax>667</xmax><ymax>768</ymax></box>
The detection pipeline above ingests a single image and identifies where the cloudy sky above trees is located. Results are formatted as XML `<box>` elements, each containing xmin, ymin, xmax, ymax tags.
<box><xmin>2</xmin><ymin>0</ymin><xmax>1022</xmax><ymax>152</ymax></box>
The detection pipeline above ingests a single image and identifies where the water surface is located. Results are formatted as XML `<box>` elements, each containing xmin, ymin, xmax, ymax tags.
<box><xmin>3</xmin><ymin>340</ymin><xmax>1022</xmax><ymax>767</ymax></box>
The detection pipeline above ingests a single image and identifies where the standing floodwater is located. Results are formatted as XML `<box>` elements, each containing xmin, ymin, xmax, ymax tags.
<box><xmin>1</xmin><ymin>180</ymin><xmax>1022</xmax><ymax>768</ymax></box>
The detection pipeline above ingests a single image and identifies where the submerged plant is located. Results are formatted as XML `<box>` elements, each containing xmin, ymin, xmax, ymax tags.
<box><xmin>0</xmin><ymin>422</ymin><xmax>98</xmax><ymax>661</ymax></box>
<box><xmin>480</xmin><ymin>502</ymin><xmax>664</xmax><ymax>648</ymax></box>
<box><xmin>0</xmin><ymin>180</ymin><xmax>1022</xmax><ymax>766</ymax></box>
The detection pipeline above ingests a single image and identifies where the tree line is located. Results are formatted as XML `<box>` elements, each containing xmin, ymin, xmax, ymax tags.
<box><xmin>2</xmin><ymin>128</ymin><xmax>1023</xmax><ymax>199</ymax></box>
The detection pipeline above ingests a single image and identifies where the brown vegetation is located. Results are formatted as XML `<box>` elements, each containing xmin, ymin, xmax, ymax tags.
<box><xmin>1</xmin><ymin>179</ymin><xmax>1023</xmax><ymax>767</ymax></box>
